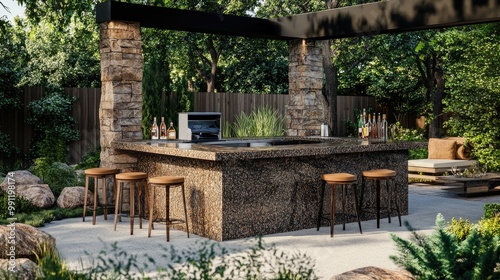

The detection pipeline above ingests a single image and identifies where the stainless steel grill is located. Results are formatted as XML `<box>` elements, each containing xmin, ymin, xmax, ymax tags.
<box><xmin>178</xmin><ymin>112</ymin><xmax>221</xmax><ymax>142</ymax></box>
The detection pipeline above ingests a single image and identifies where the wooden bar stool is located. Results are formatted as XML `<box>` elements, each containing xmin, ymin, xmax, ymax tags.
<box><xmin>113</xmin><ymin>172</ymin><xmax>148</xmax><ymax>235</ymax></box>
<box><xmin>317</xmin><ymin>173</ymin><xmax>362</xmax><ymax>237</ymax></box>
<box><xmin>148</xmin><ymin>176</ymin><xmax>189</xmax><ymax>242</ymax></box>
<box><xmin>360</xmin><ymin>169</ymin><xmax>401</xmax><ymax>228</ymax></box>
<box><xmin>83</xmin><ymin>168</ymin><xmax>119</xmax><ymax>225</ymax></box>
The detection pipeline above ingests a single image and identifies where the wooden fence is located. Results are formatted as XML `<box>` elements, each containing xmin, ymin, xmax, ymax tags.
<box><xmin>0</xmin><ymin>87</ymin><xmax>101</xmax><ymax>165</ymax></box>
<box><xmin>1</xmin><ymin>88</ymin><xmax>417</xmax><ymax>165</ymax></box>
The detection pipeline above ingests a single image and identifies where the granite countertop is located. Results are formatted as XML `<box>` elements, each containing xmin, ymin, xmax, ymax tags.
<box><xmin>112</xmin><ymin>137</ymin><xmax>426</xmax><ymax>161</ymax></box>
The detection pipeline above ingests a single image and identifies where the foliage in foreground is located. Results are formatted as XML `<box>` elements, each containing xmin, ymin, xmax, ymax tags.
<box><xmin>3</xmin><ymin>237</ymin><xmax>317</xmax><ymax>280</ymax></box>
<box><xmin>391</xmin><ymin>213</ymin><xmax>500</xmax><ymax>280</ymax></box>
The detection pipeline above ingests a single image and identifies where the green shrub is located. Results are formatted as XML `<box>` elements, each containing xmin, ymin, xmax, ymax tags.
<box><xmin>409</xmin><ymin>148</ymin><xmax>428</xmax><ymax>160</ymax></box>
<box><xmin>75</xmin><ymin>146</ymin><xmax>101</xmax><ymax>170</ymax></box>
<box><xmin>446</xmin><ymin>217</ymin><xmax>474</xmax><ymax>242</ymax></box>
<box><xmin>232</xmin><ymin>106</ymin><xmax>286</xmax><ymax>137</ymax></box>
<box><xmin>391</xmin><ymin>214</ymin><xmax>500</xmax><ymax>280</ymax></box>
<box><xmin>389</xmin><ymin>122</ymin><xmax>426</xmax><ymax>142</ymax></box>
<box><xmin>28</xmin><ymin>90</ymin><xmax>80</xmax><ymax>163</ymax></box>
<box><xmin>0</xmin><ymin>193</ymin><xmax>37</xmax><ymax>220</ymax></box>
<box><xmin>484</xmin><ymin>203</ymin><xmax>500</xmax><ymax>219</ymax></box>
<box><xmin>30</xmin><ymin>158</ymin><xmax>78</xmax><ymax>198</ymax></box>
<box><xmin>0</xmin><ymin>207</ymin><xmax>93</xmax><ymax>227</ymax></box>
<box><xmin>478</xmin><ymin>216</ymin><xmax>500</xmax><ymax>238</ymax></box>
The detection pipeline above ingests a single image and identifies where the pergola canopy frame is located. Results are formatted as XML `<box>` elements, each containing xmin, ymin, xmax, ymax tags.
<box><xmin>96</xmin><ymin>0</ymin><xmax>500</xmax><ymax>40</ymax></box>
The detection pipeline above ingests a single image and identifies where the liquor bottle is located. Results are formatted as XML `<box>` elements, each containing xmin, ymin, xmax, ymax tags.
<box><xmin>381</xmin><ymin>114</ymin><xmax>388</xmax><ymax>142</ymax></box>
<box><xmin>367</xmin><ymin>113</ymin><xmax>372</xmax><ymax>139</ymax></box>
<box><xmin>371</xmin><ymin>114</ymin><xmax>378</xmax><ymax>139</ymax></box>
<box><xmin>377</xmin><ymin>113</ymin><xmax>382</xmax><ymax>139</ymax></box>
<box><xmin>151</xmin><ymin>117</ymin><xmax>159</xmax><ymax>140</ymax></box>
<box><xmin>357</xmin><ymin>114</ymin><xmax>363</xmax><ymax>139</ymax></box>
<box><xmin>160</xmin><ymin>117</ymin><xmax>167</xmax><ymax>140</ymax></box>
<box><xmin>362</xmin><ymin>109</ymin><xmax>369</xmax><ymax>139</ymax></box>
<box><xmin>167</xmin><ymin>122</ymin><xmax>176</xmax><ymax>140</ymax></box>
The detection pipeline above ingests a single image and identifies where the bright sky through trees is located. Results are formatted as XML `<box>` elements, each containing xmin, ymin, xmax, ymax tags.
<box><xmin>0</xmin><ymin>0</ymin><xmax>25</xmax><ymax>22</ymax></box>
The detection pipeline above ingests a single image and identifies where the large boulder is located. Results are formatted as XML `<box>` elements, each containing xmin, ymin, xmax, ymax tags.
<box><xmin>331</xmin><ymin>266</ymin><xmax>413</xmax><ymax>280</ymax></box>
<box><xmin>0</xmin><ymin>258</ymin><xmax>43</xmax><ymax>280</ymax></box>
<box><xmin>13</xmin><ymin>184</ymin><xmax>55</xmax><ymax>208</ymax></box>
<box><xmin>0</xmin><ymin>223</ymin><xmax>56</xmax><ymax>260</ymax></box>
<box><xmin>57</xmin><ymin>186</ymin><xmax>92</xmax><ymax>208</ymax></box>
<box><xmin>0</xmin><ymin>171</ymin><xmax>55</xmax><ymax>208</ymax></box>
<box><xmin>0</xmin><ymin>170</ymin><xmax>42</xmax><ymax>191</ymax></box>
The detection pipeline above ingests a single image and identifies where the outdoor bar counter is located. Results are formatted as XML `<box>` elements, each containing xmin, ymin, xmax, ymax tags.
<box><xmin>112</xmin><ymin>137</ymin><xmax>425</xmax><ymax>241</ymax></box>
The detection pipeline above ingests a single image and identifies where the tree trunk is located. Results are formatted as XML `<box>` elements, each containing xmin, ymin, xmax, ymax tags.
<box><xmin>429</xmin><ymin>63</ymin><xmax>445</xmax><ymax>138</ymax></box>
<box><xmin>322</xmin><ymin>0</ymin><xmax>339</xmax><ymax>136</ymax></box>
<box><xmin>322</xmin><ymin>40</ymin><xmax>337</xmax><ymax>136</ymax></box>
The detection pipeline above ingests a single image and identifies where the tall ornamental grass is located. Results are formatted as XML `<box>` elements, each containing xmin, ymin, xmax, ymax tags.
<box><xmin>231</xmin><ymin>106</ymin><xmax>286</xmax><ymax>137</ymax></box>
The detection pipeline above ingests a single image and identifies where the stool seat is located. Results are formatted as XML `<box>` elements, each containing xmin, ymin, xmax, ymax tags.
<box><xmin>84</xmin><ymin>168</ymin><xmax>120</xmax><ymax>176</ymax></box>
<box><xmin>317</xmin><ymin>172</ymin><xmax>362</xmax><ymax>237</ymax></box>
<box><xmin>148</xmin><ymin>176</ymin><xmax>189</xmax><ymax>242</ymax></box>
<box><xmin>362</xmin><ymin>169</ymin><xmax>397</xmax><ymax>179</ymax></box>
<box><xmin>360</xmin><ymin>169</ymin><xmax>401</xmax><ymax>229</ymax></box>
<box><xmin>83</xmin><ymin>168</ymin><xmax>119</xmax><ymax>225</ymax></box>
<box><xmin>149</xmin><ymin>176</ymin><xmax>184</xmax><ymax>185</ymax></box>
<box><xmin>116</xmin><ymin>172</ymin><xmax>148</xmax><ymax>180</ymax></box>
<box><xmin>322</xmin><ymin>173</ymin><xmax>357</xmax><ymax>183</ymax></box>
<box><xmin>114</xmin><ymin>172</ymin><xmax>148</xmax><ymax>235</ymax></box>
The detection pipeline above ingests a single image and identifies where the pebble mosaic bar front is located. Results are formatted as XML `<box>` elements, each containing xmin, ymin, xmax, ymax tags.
<box><xmin>112</xmin><ymin>138</ymin><xmax>424</xmax><ymax>241</ymax></box>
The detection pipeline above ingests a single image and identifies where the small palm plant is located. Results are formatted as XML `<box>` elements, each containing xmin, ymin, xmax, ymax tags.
<box><xmin>390</xmin><ymin>214</ymin><xmax>500</xmax><ymax>280</ymax></box>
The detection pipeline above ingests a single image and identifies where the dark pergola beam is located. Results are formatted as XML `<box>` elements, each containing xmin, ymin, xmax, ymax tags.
<box><xmin>95</xmin><ymin>1</ymin><xmax>291</xmax><ymax>40</ymax></box>
<box><xmin>96</xmin><ymin>0</ymin><xmax>500</xmax><ymax>40</ymax></box>
<box><xmin>276</xmin><ymin>0</ymin><xmax>500</xmax><ymax>39</ymax></box>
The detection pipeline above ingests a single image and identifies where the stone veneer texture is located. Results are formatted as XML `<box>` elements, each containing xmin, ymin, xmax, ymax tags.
<box><xmin>287</xmin><ymin>40</ymin><xmax>329</xmax><ymax>137</ymax></box>
<box><xmin>132</xmin><ymin>144</ymin><xmax>410</xmax><ymax>241</ymax></box>
<box><xmin>99</xmin><ymin>21</ymin><xmax>143</xmax><ymax>171</ymax></box>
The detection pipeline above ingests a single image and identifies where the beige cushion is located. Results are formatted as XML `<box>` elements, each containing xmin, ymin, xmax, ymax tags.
<box><xmin>456</xmin><ymin>144</ymin><xmax>472</xmax><ymax>160</ymax></box>
<box><xmin>408</xmin><ymin>159</ymin><xmax>477</xmax><ymax>169</ymax></box>
<box><xmin>428</xmin><ymin>138</ymin><xmax>456</xmax><ymax>160</ymax></box>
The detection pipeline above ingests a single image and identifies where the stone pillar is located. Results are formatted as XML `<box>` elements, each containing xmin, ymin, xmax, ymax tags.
<box><xmin>286</xmin><ymin>39</ymin><xmax>329</xmax><ymax>136</ymax></box>
<box><xmin>99</xmin><ymin>21</ymin><xmax>143</xmax><ymax>170</ymax></box>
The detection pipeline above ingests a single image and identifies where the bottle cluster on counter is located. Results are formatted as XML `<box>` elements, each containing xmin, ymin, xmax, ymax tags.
<box><xmin>151</xmin><ymin>117</ymin><xmax>176</xmax><ymax>141</ymax></box>
<box><xmin>358</xmin><ymin>108</ymin><xmax>388</xmax><ymax>143</ymax></box>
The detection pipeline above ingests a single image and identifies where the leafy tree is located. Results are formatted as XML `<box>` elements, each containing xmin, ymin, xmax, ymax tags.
<box><xmin>16</xmin><ymin>15</ymin><xmax>99</xmax><ymax>88</ymax></box>
<box><xmin>441</xmin><ymin>23</ymin><xmax>500</xmax><ymax>171</ymax></box>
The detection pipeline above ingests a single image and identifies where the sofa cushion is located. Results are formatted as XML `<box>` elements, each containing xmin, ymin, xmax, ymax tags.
<box><xmin>428</xmin><ymin>138</ymin><xmax>456</xmax><ymax>159</ymax></box>
<box><xmin>456</xmin><ymin>144</ymin><xmax>473</xmax><ymax>160</ymax></box>
<box><xmin>408</xmin><ymin>159</ymin><xmax>477</xmax><ymax>169</ymax></box>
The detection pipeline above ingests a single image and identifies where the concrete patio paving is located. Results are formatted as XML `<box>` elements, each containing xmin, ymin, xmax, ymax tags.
<box><xmin>42</xmin><ymin>183</ymin><xmax>500</xmax><ymax>279</ymax></box>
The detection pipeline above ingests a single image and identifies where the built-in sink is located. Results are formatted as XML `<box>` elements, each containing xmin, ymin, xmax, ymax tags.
<box><xmin>199</xmin><ymin>139</ymin><xmax>322</xmax><ymax>147</ymax></box>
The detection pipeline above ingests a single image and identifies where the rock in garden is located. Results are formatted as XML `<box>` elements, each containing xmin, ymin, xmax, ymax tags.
<box><xmin>0</xmin><ymin>170</ymin><xmax>42</xmax><ymax>191</ymax></box>
<box><xmin>0</xmin><ymin>223</ymin><xmax>56</xmax><ymax>260</ymax></box>
<box><xmin>331</xmin><ymin>266</ymin><xmax>413</xmax><ymax>280</ymax></box>
<box><xmin>12</xmin><ymin>184</ymin><xmax>55</xmax><ymax>208</ymax></box>
<box><xmin>57</xmin><ymin>186</ymin><xmax>92</xmax><ymax>208</ymax></box>
<box><xmin>0</xmin><ymin>258</ymin><xmax>43</xmax><ymax>280</ymax></box>
<box><xmin>0</xmin><ymin>170</ymin><xmax>55</xmax><ymax>208</ymax></box>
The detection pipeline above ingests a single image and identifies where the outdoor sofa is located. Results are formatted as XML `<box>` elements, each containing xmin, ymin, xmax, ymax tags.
<box><xmin>408</xmin><ymin>137</ymin><xmax>477</xmax><ymax>181</ymax></box>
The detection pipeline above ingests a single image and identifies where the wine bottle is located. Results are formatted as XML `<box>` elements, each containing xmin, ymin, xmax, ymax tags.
<box><xmin>367</xmin><ymin>113</ymin><xmax>372</xmax><ymax>139</ymax></box>
<box><xmin>382</xmin><ymin>114</ymin><xmax>388</xmax><ymax>142</ymax></box>
<box><xmin>160</xmin><ymin>117</ymin><xmax>167</xmax><ymax>140</ymax></box>
<box><xmin>357</xmin><ymin>114</ymin><xmax>363</xmax><ymax>139</ymax></box>
<box><xmin>151</xmin><ymin>117</ymin><xmax>159</xmax><ymax>140</ymax></box>
<box><xmin>167</xmin><ymin>122</ymin><xmax>176</xmax><ymax>140</ymax></box>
